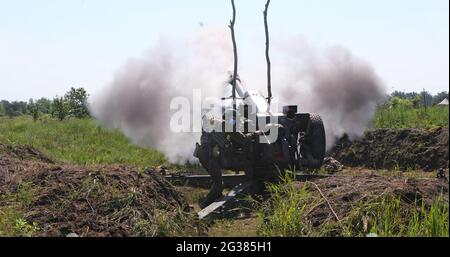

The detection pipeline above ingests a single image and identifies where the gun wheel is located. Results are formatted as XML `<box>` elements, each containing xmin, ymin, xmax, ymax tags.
<box><xmin>301</xmin><ymin>113</ymin><xmax>326</xmax><ymax>169</ymax></box>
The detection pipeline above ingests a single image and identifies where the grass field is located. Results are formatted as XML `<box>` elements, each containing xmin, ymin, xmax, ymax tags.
<box><xmin>0</xmin><ymin>116</ymin><xmax>165</xmax><ymax>168</ymax></box>
<box><xmin>374</xmin><ymin>105</ymin><xmax>448</xmax><ymax>129</ymax></box>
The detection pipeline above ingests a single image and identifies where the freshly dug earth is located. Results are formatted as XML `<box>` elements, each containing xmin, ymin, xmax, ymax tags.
<box><xmin>296</xmin><ymin>175</ymin><xmax>448</xmax><ymax>231</ymax></box>
<box><xmin>0</xmin><ymin>144</ymin><xmax>202</xmax><ymax>237</ymax></box>
<box><xmin>329</xmin><ymin>127</ymin><xmax>449</xmax><ymax>171</ymax></box>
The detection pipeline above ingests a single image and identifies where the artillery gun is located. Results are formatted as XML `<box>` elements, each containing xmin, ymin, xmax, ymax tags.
<box><xmin>188</xmin><ymin>0</ymin><xmax>326</xmax><ymax>215</ymax></box>
<box><xmin>193</xmin><ymin>75</ymin><xmax>326</xmax><ymax>205</ymax></box>
<box><xmin>196</xmin><ymin>76</ymin><xmax>326</xmax><ymax>172</ymax></box>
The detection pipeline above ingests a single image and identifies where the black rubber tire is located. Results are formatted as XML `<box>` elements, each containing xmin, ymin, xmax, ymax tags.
<box><xmin>304</xmin><ymin>113</ymin><xmax>326</xmax><ymax>169</ymax></box>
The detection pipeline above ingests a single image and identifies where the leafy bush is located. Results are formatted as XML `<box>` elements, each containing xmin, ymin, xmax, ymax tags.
<box><xmin>64</xmin><ymin>87</ymin><xmax>90</xmax><ymax>118</ymax></box>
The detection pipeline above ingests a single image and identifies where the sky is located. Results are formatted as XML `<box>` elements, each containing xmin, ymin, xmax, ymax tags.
<box><xmin>0</xmin><ymin>0</ymin><xmax>448</xmax><ymax>101</ymax></box>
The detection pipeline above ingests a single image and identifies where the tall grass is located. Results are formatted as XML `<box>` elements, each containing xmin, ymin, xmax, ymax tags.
<box><xmin>344</xmin><ymin>196</ymin><xmax>449</xmax><ymax>237</ymax></box>
<box><xmin>0</xmin><ymin>116</ymin><xmax>165</xmax><ymax>167</ymax></box>
<box><xmin>375</xmin><ymin>105</ymin><xmax>448</xmax><ymax>129</ymax></box>
<box><xmin>257</xmin><ymin>174</ymin><xmax>316</xmax><ymax>237</ymax></box>
<box><xmin>407</xmin><ymin>198</ymin><xmax>449</xmax><ymax>237</ymax></box>
<box><xmin>257</xmin><ymin>176</ymin><xmax>449</xmax><ymax>237</ymax></box>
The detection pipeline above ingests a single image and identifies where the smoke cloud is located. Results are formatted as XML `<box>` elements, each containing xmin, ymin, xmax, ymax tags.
<box><xmin>89</xmin><ymin>27</ymin><xmax>386</xmax><ymax>164</ymax></box>
<box><xmin>89</xmin><ymin>26</ymin><xmax>233</xmax><ymax>163</ymax></box>
<box><xmin>273</xmin><ymin>38</ymin><xmax>387</xmax><ymax>148</ymax></box>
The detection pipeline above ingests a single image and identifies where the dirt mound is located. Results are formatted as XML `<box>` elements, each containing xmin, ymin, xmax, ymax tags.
<box><xmin>0</xmin><ymin>143</ymin><xmax>54</xmax><ymax>164</ymax></box>
<box><xmin>0</xmin><ymin>144</ymin><xmax>201</xmax><ymax>237</ymax></box>
<box><xmin>296</xmin><ymin>175</ymin><xmax>448</xmax><ymax>231</ymax></box>
<box><xmin>329</xmin><ymin>127</ymin><xmax>449</xmax><ymax>171</ymax></box>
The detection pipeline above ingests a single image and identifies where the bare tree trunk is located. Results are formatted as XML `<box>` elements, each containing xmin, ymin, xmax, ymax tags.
<box><xmin>229</xmin><ymin>0</ymin><xmax>238</xmax><ymax>101</ymax></box>
<box><xmin>229</xmin><ymin>0</ymin><xmax>238</xmax><ymax>133</ymax></box>
<box><xmin>264</xmin><ymin>0</ymin><xmax>272</xmax><ymax>104</ymax></box>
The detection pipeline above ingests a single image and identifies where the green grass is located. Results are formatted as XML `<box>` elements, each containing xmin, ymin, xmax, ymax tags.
<box><xmin>257</xmin><ymin>174</ymin><xmax>316</xmax><ymax>237</ymax></box>
<box><xmin>343</xmin><ymin>196</ymin><xmax>449</xmax><ymax>237</ymax></box>
<box><xmin>0</xmin><ymin>116</ymin><xmax>166</xmax><ymax>167</ymax></box>
<box><xmin>257</xmin><ymin>175</ymin><xmax>449</xmax><ymax>237</ymax></box>
<box><xmin>375</xmin><ymin>105</ymin><xmax>449</xmax><ymax>129</ymax></box>
<box><xmin>0</xmin><ymin>208</ymin><xmax>40</xmax><ymax>237</ymax></box>
<box><xmin>0</xmin><ymin>182</ymin><xmax>40</xmax><ymax>237</ymax></box>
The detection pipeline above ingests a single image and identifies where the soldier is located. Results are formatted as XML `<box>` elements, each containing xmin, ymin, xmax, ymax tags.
<box><xmin>196</xmin><ymin>132</ymin><xmax>223</xmax><ymax>208</ymax></box>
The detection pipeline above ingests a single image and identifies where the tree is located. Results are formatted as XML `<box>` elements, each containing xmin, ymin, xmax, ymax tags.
<box><xmin>391</xmin><ymin>91</ymin><xmax>407</xmax><ymax>99</ymax></box>
<box><xmin>263</xmin><ymin>0</ymin><xmax>272</xmax><ymax>104</ymax></box>
<box><xmin>432</xmin><ymin>91</ymin><xmax>449</xmax><ymax>105</ymax></box>
<box><xmin>36</xmin><ymin>98</ymin><xmax>52</xmax><ymax>114</ymax></box>
<box><xmin>28</xmin><ymin>99</ymin><xmax>40</xmax><ymax>121</ymax></box>
<box><xmin>390</xmin><ymin>90</ymin><xmax>448</xmax><ymax>107</ymax></box>
<box><xmin>51</xmin><ymin>97</ymin><xmax>68</xmax><ymax>121</ymax></box>
<box><xmin>1</xmin><ymin>100</ymin><xmax>11</xmax><ymax>117</ymax></box>
<box><xmin>2</xmin><ymin>101</ymin><xmax>28</xmax><ymax>117</ymax></box>
<box><xmin>64</xmin><ymin>87</ymin><xmax>90</xmax><ymax>118</ymax></box>
<box><xmin>229</xmin><ymin>0</ymin><xmax>238</xmax><ymax>102</ymax></box>
<box><xmin>390</xmin><ymin>97</ymin><xmax>413</xmax><ymax>109</ymax></box>
<box><xmin>411</xmin><ymin>95</ymin><xmax>421</xmax><ymax>108</ymax></box>
<box><xmin>405</xmin><ymin>92</ymin><xmax>419</xmax><ymax>100</ymax></box>
<box><xmin>419</xmin><ymin>90</ymin><xmax>433</xmax><ymax>107</ymax></box>
<box><xmin>0</xmin><ymin>101</ymin><xmax>5</xmax><ymax>117</ymax></box>
<box><xmin>391</xmin><ymin>91</ymin><xmax>418</xmax><ymax>100</ymax></box>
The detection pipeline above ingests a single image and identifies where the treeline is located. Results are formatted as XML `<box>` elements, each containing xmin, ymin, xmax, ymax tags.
<box><xmin>1</xmin><ymin>88</ymin><xmax>448</xmax><ymax>122</ymax></box>
<box><xmin>389</xmin><ymin>90</ymin><xmax>448</xmax><ymax>107</ymax></box>
<box><xmin>0</xmin><ymin>87</ymin><xmax>90</xmax><ymax>121</ymax></box>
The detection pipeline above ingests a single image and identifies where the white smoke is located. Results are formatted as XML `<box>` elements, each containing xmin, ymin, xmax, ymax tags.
<box><xmin>89</xmin><ymin>26</ymin><xmax>233</xmax><ymax>163</ymax></box>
